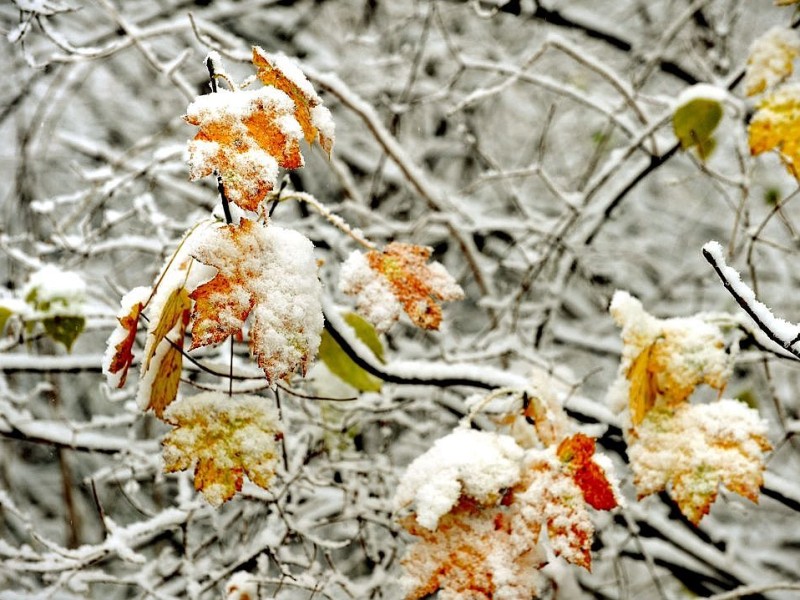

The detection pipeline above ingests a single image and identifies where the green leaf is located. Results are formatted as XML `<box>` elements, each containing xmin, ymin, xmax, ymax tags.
<box><xmin>343</xmin><ymin>312</ymin><xmax>384</xmax><ymax>362</ymax></box>
<box><xmin>42</xmin><ymin>316</ymin><xmax>85</xmax><ymax>351</ymax></box>
<box><xmin>0</xmin><ymin>306</ymin><xmax>13</xmax><ymax>334</ymax></box>
<box><xmin>673</xmin><ymin>97</ymin><xmax>723</xmax><ymax>159</ymax></box>
<box><xmin>319</xmin><ymin>313</ymin><xmax>384</xmax><ymax>392</ymax></box>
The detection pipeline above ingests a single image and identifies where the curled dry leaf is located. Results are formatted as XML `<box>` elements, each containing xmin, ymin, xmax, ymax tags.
<box><xmin>340</xmin><ymin>243</ymin><xmax>464</xmax><ymax>331</ymax></box>
<box><xmin>608</xmin><ymin>291</ymin><xmax>731</xmax><ymax>424</ymax></box>
<box><xmin>162</xmin><ymin>392</ymin><xmax>281</xmax><ymax>506</ymax></box>
<box><xmin>628</xmin><ymin>400</ymin><xmax>771</xmax><ymax>525</ymax></box>
<box><xmin>103</xmin><ymin>286</ymin><xmax>149</xmax><ymax>389</ymax></box>
<box><xmin>189</xmin><ymin>218</ymin><xmax>323</xmax><ymax>385</ymax></box>
<box><xmin>557</xmin><ymin>433</ymin><xmax>620</xmax><ymax>511</ymax></box>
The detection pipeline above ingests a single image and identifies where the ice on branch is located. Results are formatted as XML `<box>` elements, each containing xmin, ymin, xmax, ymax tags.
<box><xmin>162</xmin><ymin>392</ymin><xmax>281</xmax><ymax>506</ymax></box>
<box><xmin>607</xmin><ymin>290</ymin><xmax>731</xmax><ymax>424</ymax></box>
<box><xmin>748</xmin><ymin>82</ymin><xmax>800</xmax><ymax>178</ymax></box>
<box><xmin>394</xmin><ymin>428</ymin><xmax>524</xmax><ymax>530</ymax></box>
<box><xmin>744</xmin><ymin>26</ymin><xmax>800</xmax><ymax>96</ymax></box>
<box><xmin>628</xmin><ymin>400</ymin><xmax>771</xmax><ymax>524</ymax></box>
<box><xmin>340</xmin><ymin>243</ymin><xmax>464</xmax><ymax>332</ymax></box>
<box><xmin>189</xmin><ymin>218</ymin><xmax>323</xmax><ymax>385</ymax></box>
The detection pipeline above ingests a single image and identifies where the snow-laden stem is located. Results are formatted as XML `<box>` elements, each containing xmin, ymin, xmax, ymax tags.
<box><xmin>703</xmin><ymin>241</ymin><xmax>800</xmax><ymax>360</ymax></box>
<box><xmin>280</xmin><ymin>191</ymin><xmax>376</xmax><ymax>250</ymax></box>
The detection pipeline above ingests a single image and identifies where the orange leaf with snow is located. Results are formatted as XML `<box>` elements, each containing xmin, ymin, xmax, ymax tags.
<box><xmin>339</xmin><ymin>243</ymin><xmax>464</xmax><ymax>331</ymax></box>
<box><xmin>162</xmin><ymin>393</ymin><xmax>281</xmax><ymax>506</ymax></box>
<box><xmin>608</xmin><ymin>291</ymin><xmax>731</xmax><ymax>422</ymax></box>
<box><xmin>557</xmin><ymin>433</ymin><xmax>620</xmax><ymax>511</ymax></box>
<box><xmin>395</xmin><ymin>428</ymin><xmax>622</xmax><ymax>597</ymax></box>
<box><xmin>138</xmin><ymin>286</ymin><xmax>191</xmax><ymax>418</ymax></box>
<box><xmin>749</xmin><ymin>83</ymin><xmax>800</xmax><ymax>178</ymax></box>
<box><xmin>628</xmin><ymin>400</ymin><xmax>771</xmax><ymax>525</ymax></box>
<box><xmin>253</xmin><ymin>47</ymin><xmax>334</xmax><ymax>156</ymax></box>
<box><xmin>185</xmin><ymin>86</ymin><xmax>304</xmax><ymax>212</ymax></box>
<box><xmin>189</xmin><ymin>218</ymin><xmax>323</xmax><ymax>385</ymax></box>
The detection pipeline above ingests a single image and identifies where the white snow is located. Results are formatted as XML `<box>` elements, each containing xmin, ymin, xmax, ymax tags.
<box><xmin>21</xmin><ymin>264</ymin><xmax>86</xmax><ymax>317</ymax></box>
<box><xmin>673</xmin><ymin>83</ymin><xmax>729</xmax><ymax>108</ymax></box>
<box><xmin>395</xmin><ymin>427</ymin><xmax>524</xmax><ymax>530</ymax></box>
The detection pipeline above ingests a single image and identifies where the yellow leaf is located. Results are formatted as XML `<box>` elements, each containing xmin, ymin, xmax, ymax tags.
<box><xmin>143</xmin><ymin>288</ymin><xmax>190</xmax><ymax>371</ymax></box>
<box><xmin>749</xmin><ymin>83</ymin><xmax>800</xmax><ymax>178</ymax></box>
<box><xmin>627</xmin><ymin>342</ymin><xmax>659</xmax><ymax>426</ymax></box>
<box><xmin>162</xmin><ymin>392</ymin><xmax>281</xmax><ymax>506</ymax></box>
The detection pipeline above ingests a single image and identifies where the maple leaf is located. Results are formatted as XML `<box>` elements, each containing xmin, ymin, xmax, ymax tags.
<box><xmin>749</xmin><ymin>83</ymin><xmax>800</xmax><ymax>178</ymax></box>
<box><xmin>557</xmin><ymin>433</ymin><xmax>620</xmax><ymax>511</ymax></box>
<box><xmin>399</xmin><ymin>497</ymin><xmax>546</xmax><ymax>600</ymax></box>
<box><xmin>744</xmin><ymin>26</ymin><xmax>800</xmax><ymax>96</ymax></box>
<box><xmin>162</xmin><ymin>392</ymin><xmax>281</xmax><ymax>506</ymax></box>
<box><xmin>189</xmin><ymin>218</ymin><xmax>323</xmax><ymax>384</ymax></box>
<box><xmin>608</xmin><ymin>291</ymin><xmax>731</xmax><ymax>421</ymax></box>
<box><xmin>252</xmin><ymin>47</ymin><xmax>334</xmax><ymax>155</ymax></box>
<box><xmin>340</xmin><ymin>243</ymin><xmax>464</xmax><ymax>331</ymax></box>
<box><xmin>185</xmin><ymin>87</ymin><xmax>304</xmax><ymax>212</ymax></box>
<box><xmin>628</xmin><ymin>399</ymin><xmax>771</xmax><ymax>525</ymax></box>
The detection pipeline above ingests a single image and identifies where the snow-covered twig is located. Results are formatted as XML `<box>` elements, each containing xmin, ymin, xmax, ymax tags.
<box><xmin>703</xmin><ymin>241</ymin><xmax>800</xmax><ymax>361</ymax></box>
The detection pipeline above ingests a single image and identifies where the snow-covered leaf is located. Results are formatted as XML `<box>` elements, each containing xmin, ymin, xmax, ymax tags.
<box><xmin>744</xmin><ymin>26</ymin><xmax>800</xmax><ymax>96</ymax></box>
<box><xmin>340</xmin><ymin>243</ymin><xmax>464</xmax><ymax>331</ymax></box>
<box><xmin>189</xmin><ymin>218</ymin><xmax>323</xmax><ymax>384</ymax></box>
<box><xmin>628</xmin><ymin>400</ymin><xmax>771</xmax><ymax>524</ymax></box>
<box><xmin>162</xmin><ymin>393</ymin><xmax>281</xmax><ymax>506</ymax></box>
<box><xmin>103</xmin><ymin>286</ymin><xmax>148</xmax><ymax>388</ymax></box>
<box><xmin>749</xmin><ymin>83</ymin><xmax>800</xmax><ymax>178</ymax></box>
<box><xmin>673</xmin><ymin>86</ymin><xmax>724</xmax><ymax>160</ymax></box>
<box><xmin>253</xmin><ymin>47</ymin><xmax>335</xmax><ymax>155</ymax></box>
<box><xmin>557</xmin><ymin>433</ymin><xmax>620</xmax><ymax>511</ymax></box>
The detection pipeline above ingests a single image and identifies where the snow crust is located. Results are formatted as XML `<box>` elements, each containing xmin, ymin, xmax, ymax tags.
<box><xmin>395</xmin><ymin>428</ymin><xmax>524</xmax><ymax>530</ymax></box>
<box><xmin>673</xmin><ymin>83</ymin><xmax>728</xmax><ymax>107</ymax></box>
<box><xmin>21</xmin><ymin>264</ymin><xmax>86</xmax><ymax>317</ymax></box>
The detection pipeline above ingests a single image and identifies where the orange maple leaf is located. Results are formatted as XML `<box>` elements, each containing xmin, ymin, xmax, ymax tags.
<box><xmin>628</xmin><ymin>400</ymin><xmax>771</xmax><ymax>525</ymax></box>
<box><xmin>162</xmin><ymin>392</ymin><xmax>281</xmax><ymax>506</ymax></box>
<box><xmin>185</xmin><ymin>87</ymin><xmax>303</xmax><ymax>212</ymax></box>
<box><xmin>252</xmin><ymin>47</ymin><xmax>334</xmax><ymax>155</ymax></box>
<box><xmin>557</xmin><ymin>433</ymin><xmax>619</xmax><ymax>511</ymax></box>
<box><xmin>189</xmin><ymin>218</ymin><xmax>323</xmax><ymax>384</ymax></box>
<box><xmin>341</xmin><ymin>243</ymin><xmax>464</xmax><ymax>331</ymax></box>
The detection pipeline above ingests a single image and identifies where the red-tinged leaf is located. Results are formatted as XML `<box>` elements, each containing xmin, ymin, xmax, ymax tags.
<box><xmin>558</xmin><ymin>433</ymin><xmax>619</xmax><ymax>511</ymax></box>
<box><xmin>107</xmin><ymin>300</ymin><xmax>142</xmax><ymax>388</ymax></box>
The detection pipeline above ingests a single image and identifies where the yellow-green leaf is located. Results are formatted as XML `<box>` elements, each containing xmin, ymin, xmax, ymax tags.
<box><xmin>343</xmin><ymin>312</ymin><xmax>384</xmax><ymax>362</ymax></box>
<box><xmin>42</xmin><ymin>316</ymin><xmax>85</xmax><ymax>352</ymax></box>
<box><xmin>673</xmin><ymin>97</ymin><xmax>723</xmax><ymax>159</ymax></box>
<box><xmin>319</xmin><ymin>329</ymin><xmax>382</xmax><ymax>392</ymax></box>
<box><xmin>0</xmin><ymin>306</ymin><xmax>13</xmax><ymax>334</ymax></box>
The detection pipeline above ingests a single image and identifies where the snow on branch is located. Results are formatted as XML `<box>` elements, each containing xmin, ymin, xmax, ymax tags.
<box><xmin>702</xmin><ymin>241</ymin><xmax>800</xmax><ymax>360</ymax></box>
